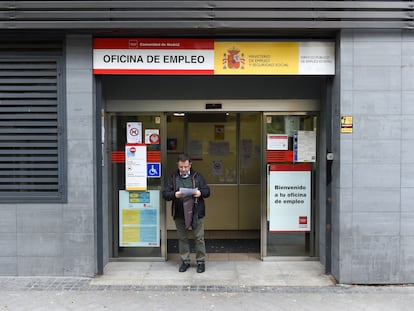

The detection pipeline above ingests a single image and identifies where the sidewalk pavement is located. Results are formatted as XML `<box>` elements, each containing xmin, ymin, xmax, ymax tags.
<box><xmin>1</xmin><ymin>260</ymin><xmax>414</xmax><ymax>310</ymax></box>
<box><xmin>1</xmin><ymin>260</ymin><xmax>334</xmax><ymax>292</ymax></box>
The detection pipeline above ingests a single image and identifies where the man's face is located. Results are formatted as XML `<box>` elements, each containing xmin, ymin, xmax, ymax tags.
<box><xmin>177</xmin><ymin>160</ymin><xmax>191</xmax><ymax>176</ymax></box>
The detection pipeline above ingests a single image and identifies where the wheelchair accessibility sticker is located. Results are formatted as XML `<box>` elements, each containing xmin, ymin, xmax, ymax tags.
<box><xmin>147</xmin><ymin>163</ymin><xmax>161</xmax><ymax>178</ymax></box>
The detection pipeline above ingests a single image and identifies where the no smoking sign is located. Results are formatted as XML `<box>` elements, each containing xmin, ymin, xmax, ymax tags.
<box><xmin>129</xmin><ymin>127</ymin><xmax>139</xmax><ymax>136</ymax></box>
<box><xmin>126</xmin><ymin>122</ymin><xmax>142</xmax><ymax>143</ymax></box>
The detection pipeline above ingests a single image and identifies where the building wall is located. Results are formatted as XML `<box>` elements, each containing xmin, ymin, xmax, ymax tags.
<box><xmin>332</xmin><ymin>29</ymin><xmax>414</xmax><ymax>284</ymax></box>
<box><xmin>0</xmin><ymin>34</ymin><xmax>96</xmax><ymax>276</ymax></box>
<box><xmin>2</xmin><ymin>30</ymin><xmax>414</xmax><ymax>283</ymax></box>
<box><xmin>64</xmin><ymin>34</ymin><xmax>97</xmax><ymax>276</ymax></box>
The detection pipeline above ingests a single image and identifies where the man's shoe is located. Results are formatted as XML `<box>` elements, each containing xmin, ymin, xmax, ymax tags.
<box><xmin>197</xmin><ymin>262</ymin><xmax>205</xmax><ymax>273</ymax></box>
<box><xmin>179</xmin><ymin>262</ymin><xmax>190</xmax><ymax>272</ymax></box>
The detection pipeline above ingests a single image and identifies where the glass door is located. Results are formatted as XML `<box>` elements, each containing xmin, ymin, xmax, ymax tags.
<box><xmin>109</xmin><ymin>113</ymin><xmax>165</xmax><ymax>259</ymax></box>
<box><xmin>166</xmin><ymin>112</ymin><xmax>240</xmax><ymax>232</ymax></box>
<box><xmin>187</xmin><ymin>113</ymin><xmax>238</xmax><ymax>230</ymax></box>
<box><xmin>166</xmin><ymin>112</ymin><xmax>261</xmax><ymax>253</ymax></box>
<box><xmin>263</xmin><ymin>113</ymin><xmax>318</xmax><ymax>257</ymax></box>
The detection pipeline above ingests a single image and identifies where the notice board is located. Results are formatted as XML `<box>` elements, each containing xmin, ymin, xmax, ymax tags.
<box><xmin>119</xmin><ymin>190</ymin><xmax>160</xmax><ymax>247</ymax></box>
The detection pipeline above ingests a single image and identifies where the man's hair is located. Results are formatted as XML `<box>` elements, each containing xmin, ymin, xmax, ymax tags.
<box><xmin>177</xmin><ymin>153</ymin><xmax>191</xmax><ymax>163</ymax></box>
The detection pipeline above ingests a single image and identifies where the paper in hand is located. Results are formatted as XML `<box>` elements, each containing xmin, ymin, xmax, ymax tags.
<box><xmin>180</xmin><ymin>187</ymin><xmax>197</xmax><ymax>197</ymax></box>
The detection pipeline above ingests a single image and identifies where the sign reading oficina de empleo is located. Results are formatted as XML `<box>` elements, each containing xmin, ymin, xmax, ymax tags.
<box><xmin>93</xmin><ymin>38</ymin><xmax>335</xmax><ymax>75</ymax></box>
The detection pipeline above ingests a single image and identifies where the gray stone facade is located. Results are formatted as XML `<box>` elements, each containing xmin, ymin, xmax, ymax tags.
<box><xmin>331</xmin><ymin>30</ymin><xmax>414</xmax><ymax>284</ymax></box>
<box><xmin>1</xmin><ymin>29</ymin><xmax>413</xmax><ymax>284</ymax></box>
<box><xmin>0</xmin><ymin>35</ymin><xmax>96</xmax><ymax>277</ymax></box>
<box><xmin>64</xmin><ymin>34</ymin><xmax>96</xmax><ymax>277</ymax></box>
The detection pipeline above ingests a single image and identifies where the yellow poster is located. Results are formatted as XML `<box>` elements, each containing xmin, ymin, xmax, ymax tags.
<box><xmin>214</xmin><ymin>42</ymin><xmax>299</xmax><ymax>75</ymax></box>
<box><xmin>122</xmin><ymin>209</ymin><xmax>140</xmax><ymax>224</ymax></box>
<box><xmin>122</xmin><ymin>226</ymin><xmax>140</xmax><ymax>244</ymax></box>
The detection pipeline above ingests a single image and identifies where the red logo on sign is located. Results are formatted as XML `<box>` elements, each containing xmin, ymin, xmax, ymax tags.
<box><xmin>130</xmin><ymin>147</ymin><xmax>136</xmax><ymax>153</ymax></box>
<box><xmin>299</xmin><ymin>216</ymin><xmax>307</xmax><ymax>224</ymax></box>
<box><xmin>223</xmin><ymin>47</ymin><xmax>245</xmax><ymax>70</ymax></box>
<box><xmin>149</xmin><ymin>133</ymin><xmax>160</xmax><ymax>144</ymax></box>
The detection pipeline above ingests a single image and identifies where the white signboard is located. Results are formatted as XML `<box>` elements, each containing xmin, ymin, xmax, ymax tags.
<box><xmin>93</xmin><ymin>38</ymin><xmax>214</xmax><ymax>74</ymax></box>
<box><xmin>145</xmin><ymin>129</ymin><xmax>160</xmax><ymax>144</ymax></box>
<box><xmin>294</xmin><ymin>130</ymin><xmax>316</xmax><ymax>162</ymax></box>
<box><xmin>126</xmin><ymin>122</ymin><xmax>142</xmax><ymax>144</ymax></box>
<box><xmin>125</xmin><ymin>144</ymin><xmax>147</xmax><ymax>191</ymax></box>
<box><xmin>268</xmin><ymin>164</ymin><xmax>311</xmax><ymax>232</ymax></box>
<box><xmin>299</xmin><ymin>42</ymin><xmax>335</xmax><ymax>75</ymax></box>
<box><xmin>94</xmin><ymin>39</ymin><xmax>334</xmax><ymax>75</ymax></box>
<box><xmin>267</xmin><ymin>134</ymin><xmax>289</xmax><ymax>150</ymax></box>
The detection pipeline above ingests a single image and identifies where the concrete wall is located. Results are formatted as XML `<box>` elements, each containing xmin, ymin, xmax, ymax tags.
<box><xmin>0</xmin><ymin>34</ymin><xmax>96</xmax><ymax>276</ymax></box>
<box><xmin>333</xmin><ymin>29</ymin><xmax>414</xmax><ymax>284</ymax></box>
<box><xmin>65</xmin><ymin>34</ymin><xmax>97</xmax><ymax>276</ymax></box>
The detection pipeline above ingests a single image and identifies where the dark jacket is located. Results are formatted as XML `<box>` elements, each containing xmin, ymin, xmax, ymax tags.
<box><xmin>162</xmin><ymin>168</ymin><xmax>210</xmax><ymax>219</ymax></box>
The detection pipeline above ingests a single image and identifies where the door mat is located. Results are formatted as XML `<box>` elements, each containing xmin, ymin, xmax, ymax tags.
<box><xmin>167</xmin><ymin>239</ymin><xmax>260</xmax><ymax>253</ymax></box>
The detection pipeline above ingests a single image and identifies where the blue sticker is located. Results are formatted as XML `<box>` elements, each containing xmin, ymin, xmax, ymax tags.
<box><xmin>147</xmin><ymin>163</ymin><xmax>161</xmax><ymax>178</ymax></box>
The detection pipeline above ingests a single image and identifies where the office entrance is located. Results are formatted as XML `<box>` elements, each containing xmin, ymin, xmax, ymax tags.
<box><xmin>105</xmin><ymin>100</ymin><xmax>320</xmax><ymax>261</ymax></box>
<box><xmin>165</xmin><ymin>111</ymin><xmax>261</xmax><ymax>258</ymax></box>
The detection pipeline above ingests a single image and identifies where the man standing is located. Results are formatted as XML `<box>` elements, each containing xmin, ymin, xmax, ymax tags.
<box><xmin>163</xmin><ymin>153</ymin><xmax>210</xmax><ymax>273</ymax></box>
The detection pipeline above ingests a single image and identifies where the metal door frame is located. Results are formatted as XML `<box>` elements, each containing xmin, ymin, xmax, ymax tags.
<box><xmin>261</xmin><ymin>111</ymin><xmax>320</xmax><ymax>261</ymax></box>
<box><xmin>104</xmin><ymin>100</ymin><xmax>320</xmax><ymax>261</ymax></box>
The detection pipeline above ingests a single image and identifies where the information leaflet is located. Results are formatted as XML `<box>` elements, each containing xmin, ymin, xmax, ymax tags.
<box><xmin>119</xmin><ymin>190</ymin><xmax>160</xmax><ymax>247</ymax></box>
<box><xmin>125</xmin><ymin>144</ymin><xmax>147</xmax><ymax>191</ymax></box>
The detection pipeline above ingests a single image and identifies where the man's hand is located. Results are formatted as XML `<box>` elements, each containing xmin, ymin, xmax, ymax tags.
<box><xmin>194</xmin><ymin>190</ymin><xmax>201</xmax><ymax>198</ymax></box>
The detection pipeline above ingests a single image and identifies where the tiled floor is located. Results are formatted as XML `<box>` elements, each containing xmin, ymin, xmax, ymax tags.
<box><xmin>91</xmin><ymin>257</ymin><xmax>336</xmax><ymax>287</ymax></box>
<box><xmin>168</xmin><ymin>252</ymin><xmax>260</xmax><ymax>261</ymax></box>
<box><xmin>96</xmin><ymin>231</ymin><xmax>334</xmax><ymax>288</ymax></box>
